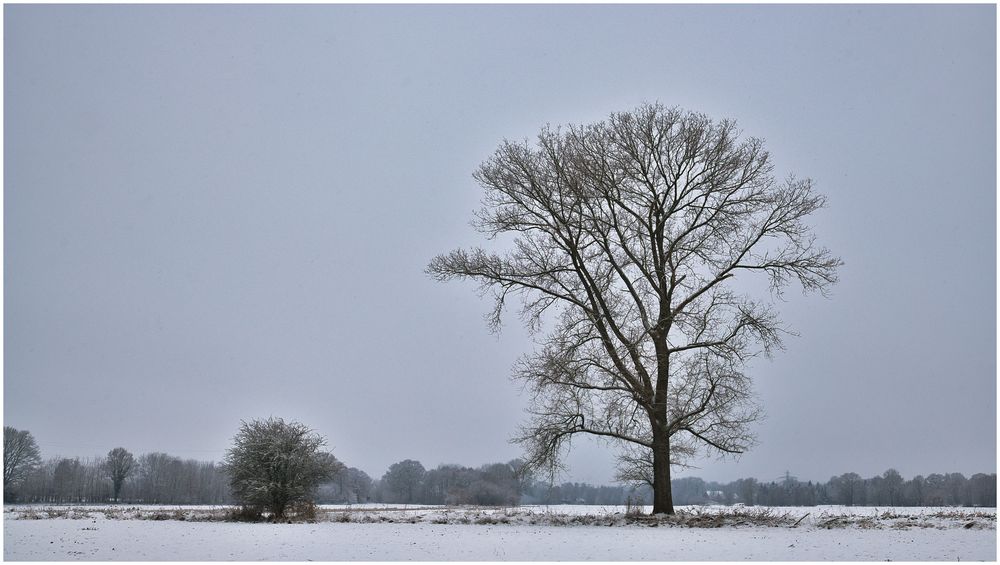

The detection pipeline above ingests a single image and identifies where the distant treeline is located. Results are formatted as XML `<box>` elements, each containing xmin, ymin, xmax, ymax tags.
<box><xmin>617</xmin><ymin>470</ymin><xmax>997</xmax><ymax>508</ymax></box>
<box><xmin>7</xmin><ymin>452</ymin><xmax>996</xmax><ymax>508</ymax></box>
<box><xmin>372</xmin><ymin>462</ymin><xmax>997</xmax><ymax>509</ymax></box>
<box><xmin>12</xmin><ymin>454</ymin><xmax>232</xmax><ymax>505</ymax></box>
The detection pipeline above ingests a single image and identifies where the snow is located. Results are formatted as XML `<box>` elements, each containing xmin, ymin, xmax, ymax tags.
<box><xmin>11</xmin><ymin>502</ymin><xmax>993</xmax><ymax>518</ymax></box>
<box><xmin>4</xmin><ymin>504</ymin><xmax>996</xmax><ymax>561</ymax></box>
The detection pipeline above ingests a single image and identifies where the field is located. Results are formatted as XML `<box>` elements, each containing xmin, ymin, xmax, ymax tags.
<box><xmin>4</xmin><ymin>504</ymin><xmax>996</xmax><ymax>561</ymax></box>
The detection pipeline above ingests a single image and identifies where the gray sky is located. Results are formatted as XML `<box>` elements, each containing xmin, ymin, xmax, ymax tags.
<box><xmin>5</xmin><ymin>4</ymin><xmax>996</xmax><ymax>485</ymax></box>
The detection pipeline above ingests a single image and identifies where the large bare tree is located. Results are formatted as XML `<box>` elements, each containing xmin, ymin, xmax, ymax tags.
<box><xmin>3</xmin><ymin>426</ymin><xmax>41</xmax><ymax>491</ymax></box>
<box><xmin>428</xmin><ymin>104</ymin><xmax>840</xmax><ymax>514</ymax></box>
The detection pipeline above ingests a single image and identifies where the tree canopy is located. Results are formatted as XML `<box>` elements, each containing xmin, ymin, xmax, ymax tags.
<box><xmin>4</xmin><ymin>426</ymin><xmax>41</xmax><ymax>491</ymax></box>
<box><xmin>223</xmin><ymin>417</ymin><xmax>343</xmax><ymax>519</ymax></box>
<box><xmin>429</xmin><ymin>103</ymin><xmax>840</xmax><ymax>513</ymax></box>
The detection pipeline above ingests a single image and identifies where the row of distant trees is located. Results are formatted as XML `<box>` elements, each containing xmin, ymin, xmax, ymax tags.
<box><xmin>373</xmin><ymin>459</ymin><xmax>527</xmax><ymax>506</ymax></box>
<box><xmin>666</xmin><ymin>470</ymin><xmax>997</xmax><ymax>508</ymax></box>
<box><xmin>12</xmin><ymin>453</ymin><xmax>233</xmax><ymax>505</ymax></box>
<box><xmin>372</xmin><ymin>464</ymin><xmax>997</xmax><ymax>508</ymax></box>
<box><xmin>3</xmin><ymin>426</ymin><xmax>232</xmax><ymax>505</ymax></box>
<box><xmin>6</xmin><ymin>456</ymin><xmax>230</xmax><ymax>506</ymax></box>
<box><xmin>5</xmin><ymin>427</ymin><xmax>996</xmax><ymax>508</ymax></box>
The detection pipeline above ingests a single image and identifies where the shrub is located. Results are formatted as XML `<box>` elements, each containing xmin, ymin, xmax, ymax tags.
<box><xmin>223</xmin><ymin>418</ymin><xmax>343</xmax><ymax>520</ymax></box>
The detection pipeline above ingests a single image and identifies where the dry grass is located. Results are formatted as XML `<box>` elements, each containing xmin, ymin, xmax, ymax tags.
<box><xmin>5</xmin><ymin>504</ymin><xmax>996</xmax><ymax>530</ymax></box>
<box><xmin>623</xmin><ymin>507</ymin><xmax>797</xmax><ymax>528</ymax></box>
<box><xmin>814</xmin><ymin>509</ymin><xmax>996</xmax><ymax>531</ymax></box>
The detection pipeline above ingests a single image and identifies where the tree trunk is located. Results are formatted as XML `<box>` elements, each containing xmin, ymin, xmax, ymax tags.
<box><xmin>651</xmin><ymin>425</ymin><xmax>674</xmax><ymax>514</ymax></box>
<box><xmin>651</xmin><ymin>336</ymin><xmax>675</xmax><ymax>515</ymax></box>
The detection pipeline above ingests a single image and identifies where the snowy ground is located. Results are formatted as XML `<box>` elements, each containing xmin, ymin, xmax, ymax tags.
<box><xmin>4</xmin><ymin>504</ymin><xmax>996</xmax><ymax>561</ymax></box>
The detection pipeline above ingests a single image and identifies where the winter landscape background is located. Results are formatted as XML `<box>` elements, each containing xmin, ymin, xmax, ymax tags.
<box><xmin>4</xmin><ymin>4</ymin><xmax>996</xmax><ymax>561</ymax></box>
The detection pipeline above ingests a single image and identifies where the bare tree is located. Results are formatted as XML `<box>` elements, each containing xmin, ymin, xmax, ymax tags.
<box><xmin>429</xmin><ymin>104</ymin><xmax>840</xmax><ymax>514</ymax></box>
<box><xmin>136</xmin><ymin>452</ymin><xmax>182</xmax><ymax>503</ymax></box>
<box><xmin>381</xmin><ymin>459</ymin><xmax>426</xmax><ymax>504</ymax></box>
<box><xmin>223</xmin><ymin>417</ymin><xmax>341</xmax><ymax>519</ymax></box>
<box><xmin>832</xmin><ymin>472</ymin><xmax>862</xmax><ymax>506</ymax></box>
<box><xmin>53</xmin><ymin>458</ymin><xmax>85</xmax><ymax>503</ymax></box>
<box><xmin>881</xmin><ymin>468</ymin><xmax>903</xmax><ymax>506</ymax></box>
<box><xmin>105</xmin><ymin>447</ymin><xmax>135</xmax><ymax>503</ymax></box>
<box><xmin>4</xmin><ymin>426</ymin><xmax>41</xmax><ymax>492</ymax></box>
<box><xmin>339</xmin><ymin>467</ymin><xmax>373</xmax><ymax>503</ymax></box>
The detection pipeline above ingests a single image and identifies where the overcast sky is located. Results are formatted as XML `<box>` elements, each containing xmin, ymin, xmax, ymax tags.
<box><xmin>5</xmin><ymin>4</ymin><xmax>996</xmax><ymax>485</ymax></box>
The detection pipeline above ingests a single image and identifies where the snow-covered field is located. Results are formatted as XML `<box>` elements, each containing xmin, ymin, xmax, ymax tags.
<box><xmin>4</xmin><ymin>504</ymin><xmax>996</xmax><ymax>561</ymax></box>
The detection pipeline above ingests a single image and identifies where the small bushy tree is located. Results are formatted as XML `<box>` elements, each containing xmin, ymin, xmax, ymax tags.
<box><xmin>224</xmin><ymin>418</ymin><xmax>342</xmax><ymax>519</ymax></box>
